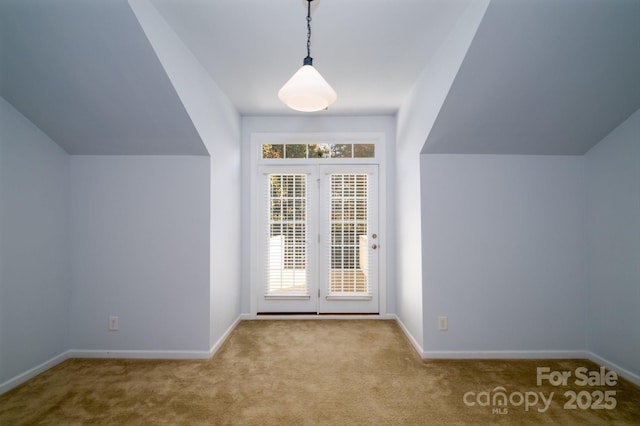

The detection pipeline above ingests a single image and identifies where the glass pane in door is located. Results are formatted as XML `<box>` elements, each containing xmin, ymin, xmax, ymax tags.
<box><xmin>328</xmin><ymin>174</ymin><xmax>371</xmax><ymax>296</ymax></box>
<box><xmin>266</xmin><ymin>174</ymin><xmax>308</xmax><ymax>296</ymax></box>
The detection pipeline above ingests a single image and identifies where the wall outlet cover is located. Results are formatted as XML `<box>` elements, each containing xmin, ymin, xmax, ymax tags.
<box><xmin>108</xmin><ymin>316</ymin><xmax>119</xmax><ymax>331</ymax></box>
<box><xmin>438</xmin><ymin>316</ymin><xmax>448</xmax><ymax>331</ymax></box>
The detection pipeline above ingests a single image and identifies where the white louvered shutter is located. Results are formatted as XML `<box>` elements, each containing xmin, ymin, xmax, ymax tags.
<box><xmin>264</xmin><ymin>173</ymin><xmax>309</xmax><ymax>297</ymax></box>
<box><xmin>324</xmin><ymin>172</ymin><xmax>372</xmax><ymax>297</ymax></box>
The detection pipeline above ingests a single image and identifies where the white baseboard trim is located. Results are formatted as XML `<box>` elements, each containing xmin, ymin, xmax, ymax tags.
<box><xmin>4</xmin><ymin>320</ymin><xmax>637</xmax><ymax>398</ymax></box>
<box><xmin>392</xmin><ymin>315</ymin><xmax>425</xmax><ymax>357</ymax></box>
<box><xmin>587</xmin><ymin>351</ymin><xmax>640</xmax><ymax>386</ymax></box>
<box><xmin>421</xmin><ymin>350</ymin><xmax>589</xmax><ymax>359</ymax></box>
<box><xmin>0</xmin><ymin>316</ymin><xmax>246</xmax><ymax>395</ymax></box>
<box><xmin>0</xmin><ymin>350</ymin><xmax>70</xmax><ymax>395</ymax></box>
<box><xmin>209</xmin><ymin>315</ymin><xmax>243</xmax><ymax>357</ymax></box>
<box><xmin>67</xmin><ymin>349</ymin><xmax>211</xmax><ymax>360</ymax></box>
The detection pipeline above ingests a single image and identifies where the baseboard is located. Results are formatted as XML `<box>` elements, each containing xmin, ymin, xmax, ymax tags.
<box><xmin>421</xmin><ymin>350</ymin><xmax>589</xmax><ymax>359</ymax></box>
<box><xmin>4</xmin><ymin>321</ymin><xmax>636</xmax><ymax>398</ymax></box>
<box><xmin>209</xmin><ymin>315</ymin><xmax>243</xmax><ymax>357</ymax></box>
<box><xmin>392</xmin><ymin>314</ymin><xmax>425</xmax><ymax>357</ymax></box>
<box><xmin>67</xmin><ymin>349</ymin><xmax>211</xmax><ymax>360</ymax></box>
<box><xmin>587</xmin><ymin>351</ymin><xmax>640</xmax><ymax>386</ymax></box>
<box><xmin>390</xmin><ymin>317</ymin><xmax>594</xmax><ymax>362</ymax></box>
<box><xmin>1</xmin><ymin>317</ymin><xmax>245</xmax><ymax>395</ymax></box>
<box><xmin>0</xmin><ymin>351</ymin><xmax>70</xmax><ymax>395</ymax></box>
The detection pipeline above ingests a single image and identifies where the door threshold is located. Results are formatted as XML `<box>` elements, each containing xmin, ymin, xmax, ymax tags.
<box><xmin>253</xmin><ymin>313</ymin><xmax>389</xmax><ymax>320</ymax></box>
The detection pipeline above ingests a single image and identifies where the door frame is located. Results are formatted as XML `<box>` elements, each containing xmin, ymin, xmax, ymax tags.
<box><xmin>249</xmin><ymin>132</ymin><xmax>388</xmax><ymax>316</ymax></box>
<box><xmin>317</xmin><ymin>164</ymin><xmax>379</xmax><ymax>314</ymax></box>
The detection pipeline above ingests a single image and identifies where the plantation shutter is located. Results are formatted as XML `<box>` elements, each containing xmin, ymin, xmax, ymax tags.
<box><xmin>324</xmin><ymin>171</ymin><xmax>372</xmax><ymax>298</ymax></box>
<box><xmin>263</xmin><ymin>172</ymin><xmax>310</xmax><ymax>298</ymax></box>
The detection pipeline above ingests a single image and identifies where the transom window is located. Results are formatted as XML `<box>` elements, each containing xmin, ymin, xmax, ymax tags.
<box><xmin>262</xmin><ymin>143</ymin><xmax>375</xmax><ymax>159</ymax></box>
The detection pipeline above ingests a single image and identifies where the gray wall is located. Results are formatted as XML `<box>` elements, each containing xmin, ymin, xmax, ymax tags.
<box><xmin>394</xmin><ymin>0</ymin><xmax>490</xmax><ymax>350</ymax></box>
<box><xmin>69</xmin><ymin>156</ymin><xmax>211</xmax><ymax>353</ymax></box>
<box><xmin>0</xmin><ymin>97</ymin><xmax>70</xmax><ymax>384</ymax></box>
<box><xmin>586</xmin><ymin>108</ymin><xmax>640</xmax><ymax>379</ymax></box>
<box><xmin>420</xmin><ymin>155</ymin><xmax>587</xmax><ymax>354</ymax></box>
<box><xmin>129</xmin><ymin>0</ymin><xmax>243</xmax><ymax>350</ymax></box>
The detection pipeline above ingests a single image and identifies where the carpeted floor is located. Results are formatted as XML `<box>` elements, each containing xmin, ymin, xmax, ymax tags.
<box><xmin>1</xmin><ymin>320</ymin><xmax>639</xmax><ymax>425</ymax></box>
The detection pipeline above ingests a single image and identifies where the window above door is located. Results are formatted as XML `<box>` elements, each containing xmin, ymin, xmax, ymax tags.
<box><xmin>253</xmin><ymin>132</ymin><xmax>384</xmax><ymax>165</ymax></box>
<box><xmin>262</xmin><ymin>143</ymin><xmax>375</xmax><ymax>160</ymax></box>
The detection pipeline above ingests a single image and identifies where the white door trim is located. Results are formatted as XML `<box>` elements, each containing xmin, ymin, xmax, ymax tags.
<box><xmin>249</xmin><ymin>132</ymin><xmax>387</xmax><ymax>316</ymax></box>
<box><xmin>318</xmin><ymin>165</ymin><xmax>379</xmax><ymax>314</ymax></box>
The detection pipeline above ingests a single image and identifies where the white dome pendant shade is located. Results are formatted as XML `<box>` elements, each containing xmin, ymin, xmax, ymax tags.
<box><xmin>278</xmin><ymin>0</ymin><xmax>337</xmax><ymax>112</ymax></box>
<box><xmin>278</xmin><ymin>58</ymin><xmax>337</xmax><ymax>112</ymax></box>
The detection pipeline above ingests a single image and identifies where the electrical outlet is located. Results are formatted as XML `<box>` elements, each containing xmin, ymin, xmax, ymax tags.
<box><xmin>108</xmin><ymin>316</ymin><xmax>119</xmax><ymax>331</ymax></box>
<box><xmin>438</xmin><ymin>316</ymin><xmax>448</xmax><ymax>331</ymax></box>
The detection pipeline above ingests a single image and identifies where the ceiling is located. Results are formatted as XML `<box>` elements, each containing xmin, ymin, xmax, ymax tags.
<box><xmin>1</xmin><ymin>0</ymin><xmax>638</xmax><ymax>155</ymax></box>
<box><xmin>0</xmin><ymin>0</ymin><xmax>206</xmax><ymax>155</ymax></box>
<box><xmin>424</xmin><ymin>0</ymin><xmax>640</xmax><ymax>155</ymax></box>
<box><xmin>148</xmin><ymin>0</ymin><xmax>470</xmax><ymax>116</ymax></box>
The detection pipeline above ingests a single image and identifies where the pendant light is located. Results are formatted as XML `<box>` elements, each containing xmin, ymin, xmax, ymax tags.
<box><xmin>278</xmin><ymin>0</ymin><xmax>336</xmax><ymax>112</ymax></box>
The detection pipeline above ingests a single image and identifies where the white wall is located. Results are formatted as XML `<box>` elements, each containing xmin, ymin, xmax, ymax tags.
<box><xmin>129</xmin><ymin>0</ymin><xmax>242</xmax><ymax>350</ymax></box>
<box><xmin>241</xmin><ymin>116</ymin><xmax>396</xmax><ymax>314</ymax></box>
<box><xmin>0</xmin><ymin>97</ymin><xmax>70</xmax><ymax>384</ymax></box>
<box><xmin>586</xmin><ymin>108</ymin><xmax>640</xmax><ymax>380</ymax></box>
<box><xmin>421</xmin><ymin>155</ymin><xmax>587</xmax><ymax>356</ymax></box>
<box><xmin>393</xmin><ymin>149</ymin><xmax>424</xmax><ymax>348</ymax></box>
<box><xmin>209</xmin><ymin>140</ymin><xmax>241</xmax><ymax>348</ymax></box>
<box><xmin>395</xmin><ymin>0</ymin><xmax>490</xmax><ymax>350</ymax></box>
<box><xmin>70</xmin><ymin>156</ymin><xmax>210</xmax><ymax>353</ymax></box>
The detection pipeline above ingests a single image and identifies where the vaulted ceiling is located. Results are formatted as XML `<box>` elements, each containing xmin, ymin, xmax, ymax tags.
<box><xmin>424</xmin><ymin>0</ymin><xmax>640</xmax><ymax>155</ymax></box>
<box><xmin>0</xmin><ymin>0</ymin><xmax>206</xmax><ymax>155</ymax></box>
<box><xmin>1</xmin><ymin>0</ymin><xmax>638</xmax><ymax>155</ymax></box>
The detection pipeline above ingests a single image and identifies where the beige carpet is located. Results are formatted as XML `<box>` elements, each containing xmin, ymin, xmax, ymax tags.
<box><xmin>1</xmin><ymin>320</ymin><xmax>639</xmax><ymax>425</ymax></box>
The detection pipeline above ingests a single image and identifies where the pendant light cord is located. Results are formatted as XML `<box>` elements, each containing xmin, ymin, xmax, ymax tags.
<box><xmin>304</xmin><ymin>0</ymin><xmax>313</xmax><ymax>65</ymax></box>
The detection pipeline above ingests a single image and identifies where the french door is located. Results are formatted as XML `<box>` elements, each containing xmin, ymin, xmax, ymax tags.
<box><xmin>257</xmin><ymin>165</ymin><xmax>379</xmax><ymax>314</ymax></box>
